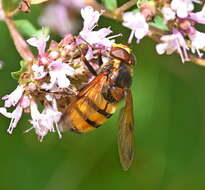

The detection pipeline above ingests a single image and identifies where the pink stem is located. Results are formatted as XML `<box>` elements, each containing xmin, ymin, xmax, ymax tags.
<box><xmin>4</xmin><ymin>16</ymin><xmax>34</xmax><ymax>61</ymax></box>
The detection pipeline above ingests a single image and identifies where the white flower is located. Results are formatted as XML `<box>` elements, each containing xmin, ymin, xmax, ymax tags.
<box><xmin>190</xmin><ymin>4</ymin><xmax>205</xmax><ymax>24</ymax></box>
<box><xmin>171</xmin><ymin>0</ymin><xmax>200</xmax><ymax>18</ymax></box>
<box><xmin>32</xmin><ymin>64</ymin><xmax>47</xmax><ymax>80</ymax></box>
<box><xmin>156</xmin><ymin>31</ymin><xmax>189</xmax><ymax>63</ymax></box>
<box><xmin>2</xmin><ymin>85</ymin><xmax>24</xmax><ymax>108</ymax></box>
<box><xmin>20</xmin><ymin>96</ymin><xmax>31</xmax><ymax>109</ymax></box>
<box><xmin>0</xmin><ymin>105</ymin><xmax>23</xmax><ymax>134</ymax></box>
<box><xmin>45</xmin><ymin>59</ymin><xmax>75</xmax><ymax>90</ymax></box>
<box><xmin>189</xmin><ymin>30</ymin><xmax>205</xmax><ymax>57</ymax></box>
<box><xmin>0</xmin><ymin>86</ymin><xmax>29</xmax><ymax>134</ymax></box>
<box><xmin>122</xmin><ymin>12</ymin><xmax>149</xmax><ymax>43</ymax></box>
<box><xmin>81</xmin><ymin>6</ymin><xmax>100</xmax><ymax>31</ymax></box>
<box><xmin>79</xmin><ymin>6</ymin><xmax>115</xmax><ymax>47</ymax></box>
<box><xmin>29</xmin><ymin>100</ymin><xmax>49</xmax><ymax>139</ymax></box>
<box><xmin>29</xmin><ymin>99</ymin><xmax>62</xmax><ymax>141</ymax></box>
<box><xmin>30</xmin><ymin>100</ymin><xmax>41</xmax><ymax>121</ymax></box>
<box><xmin>27</xmin><ymin>28</ymin><xmax>50</xmax><ymax>56</ymax></box>
<box><xmin>162</xmin><ymin>7</ymin><xmax>176</xmax><ymax>22</ymax></box>
<box><xmin>80</xmin><ymin>27</ymin><xmax>114</xmax><ymax>47</ymax></box>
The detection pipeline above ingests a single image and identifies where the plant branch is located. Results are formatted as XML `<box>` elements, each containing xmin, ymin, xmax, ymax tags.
<box><xmin>6</xmin><ymin>0</ymin><xmax>31</xmax><ymax>17</ymax></box>
<box><xmin>84</xmin><ymin>0</ymin><xmax>205</xmax><ymax>67</ymax></box>
<box><xmin>83</xmin><ymin>0</ymin><xmax>136</xmax><ymax>20</ymax></box>
<box><xmin>148</xmin><ymin>33</ymin><xmax>205</xmax><ymax>66</ymax></box>
<box><xmin>114</xmin><ymin>0</ymin><xmax>136</xmax><ymax>19</ymax></box>
<box><xmin>4</xmin><ymin>16</ymin><xmax>34</xmax><ymax>61</ymax></box>
<box><xmin>83</xmin><ymin>0</ymin><xmax>118</xmax><ymax>19</ymax></box>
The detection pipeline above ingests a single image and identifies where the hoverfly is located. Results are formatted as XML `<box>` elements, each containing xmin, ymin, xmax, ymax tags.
<box><xmin>60</xmin><ymin>44</ymin><xmax>135</xmax><ymax>171</ymax></box>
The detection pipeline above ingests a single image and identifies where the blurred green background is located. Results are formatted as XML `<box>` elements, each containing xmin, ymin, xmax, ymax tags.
<box><xmin>0</xmin><ymin>2</ymin><xmax>205</xmax><ymax>190</ymax></box>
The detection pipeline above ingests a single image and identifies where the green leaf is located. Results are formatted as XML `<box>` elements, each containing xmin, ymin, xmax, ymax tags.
<box><xmin>14</xmin><ymin>19</ymin><xmax>39</xmax><ymax>37</ymax></box>
<box><xmin>102</xmin><ymin>0</ymin><xmax>117</xmax><ymax>11</ymax></box>
<box><xmin>11</xmin><ymin>60</ymin><xmax>27</xmax><ymax>80</ymax></box>
<box><xmin>14</xmin><ymin>20</ymin><xmax>50</xmax><ymax>38</ymax></box>
<box><xmin>149</xmin><ymin>16</ymin><xmax>169</xmax><ymax>31</ymax></box>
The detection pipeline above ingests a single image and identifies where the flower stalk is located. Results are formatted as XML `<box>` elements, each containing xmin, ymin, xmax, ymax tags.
<box><xmin>84</xmin><ymin>0</ymin><xmax>205</xmax><ymax>66</ymax></box>
<box><xmin>6</xmin><ymin>0</ymin><xmax>31</xmax><ymax>17</ymax></box>
<box><xmin>4</xmin><ymin>16</ymin><xmax>34</xmax><ymax>61</ymax></box>
<box><xmin>0</xmin><ymin>0</ymin><xmax>33</xmax><ymax>61</ymax></box>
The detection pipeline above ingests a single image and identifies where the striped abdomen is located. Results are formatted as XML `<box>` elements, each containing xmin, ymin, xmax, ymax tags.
<box><xmin>61</xmin><ymin>59</ymin><xmax>131</xmax><ymax>134</ymax></box>
<box><xmin>66</xmin><ymin>92</ymin><xmax>120</xmax><ymax>133</ymax></box>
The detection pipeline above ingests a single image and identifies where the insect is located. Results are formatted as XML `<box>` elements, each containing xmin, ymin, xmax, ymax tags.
<box><xmin>60</xmin><ymin>44</ymin><xmax>135</xmax><ymax>171</ymax></box>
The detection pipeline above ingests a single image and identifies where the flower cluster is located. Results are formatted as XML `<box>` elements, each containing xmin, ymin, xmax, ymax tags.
<box><xmin>0</xmin><ymin>6</ymin><xmax>117</xmax><ymax>141</ymax></box>
<box><xmin>38</xmin><ymin>0</ymin><xmax>205</xmax><ymax>63</ymax></box>
<box><xmin>122</xmin><ymin>0</ymin><xmax>205</xmax><ymax>62</ymax></box>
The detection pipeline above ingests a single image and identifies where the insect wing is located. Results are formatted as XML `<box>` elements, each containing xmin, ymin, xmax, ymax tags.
<box><xmin>61</xmin><ymin>72</ymin><xmax>108</xmax><ymax>132</ymax></box>
<box><xmin>118</xmin><ymin>90</ymin><xmax>134</xmax><ymax>171</ymax></box>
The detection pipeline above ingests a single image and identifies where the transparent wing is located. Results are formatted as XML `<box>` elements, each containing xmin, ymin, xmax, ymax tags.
<box><xmin>118</xmin><ymin>90</ymin><xmax>134</xmax><ymax>171</ymax></box>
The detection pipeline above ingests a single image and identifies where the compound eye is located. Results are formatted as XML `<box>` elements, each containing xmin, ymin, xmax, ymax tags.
<box><xmin>110</xmin><ymin>47</ymin><xmax>130</xmax><ymax>62</ymax></box>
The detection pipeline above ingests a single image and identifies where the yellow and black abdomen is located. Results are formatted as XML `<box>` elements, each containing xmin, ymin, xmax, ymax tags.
<box><xmin>61</xmin><ymin>47</ymin><xmax>133</xmax><ymax>134</ymax></box>
<box><xmin>65</xmin><ymin>92</ymin><xmax>119</xmax><ymax>133</ymax></box>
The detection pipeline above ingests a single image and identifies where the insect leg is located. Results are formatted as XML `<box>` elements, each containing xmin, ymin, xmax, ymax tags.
<box><xmin>81</xmin><ymin>55</ymin><xmax>98</xmax><ymax>76</ymax></box>
<box><xmin>96</xmin><ymin>49</ymin><xmax>103</xmax><ymax>66</ymax></box>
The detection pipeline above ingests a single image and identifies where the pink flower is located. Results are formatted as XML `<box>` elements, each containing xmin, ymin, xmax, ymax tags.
<box><xmin>171</xmin><ymin>0</ymin><xmax>200</xmax><ymax>18</ymax></box>
<box><xmin>162</xmin><ymin>7</ymin><xmax>176</xmax><ymax>22</ymax></box>
<box><xmin>27</xmin><ymin>28</ymin><xmax>49</xmax><ymax>56</ymax></box>
<box><xmin>31</xmin><ymin>64</ymin><xmax>47</xmax><ymax>80</ymax></box>
<box><xmin>29</xmin><ymin>100</ymin><xmax>48</xmax><ymax>139</ymax></box>
<box><xmin>0</xmin><ymin>85</ymin><xmax>31</xmax><ymax>134</ymax></box>
<box><xmin>81</xmin><ymin>6</ymin><xmax>100</xmax><ymax>31</ymax></box>
<box><xmin>156</xmin><ymin>31</ymin><xmax>189</xmax><ymax>63</ymax></box>
<box><xmin>20</xmin><ymin>96</ymin><xmax>30</xmax><ymax>109</ymax></box>
<box><xmin>122</xmin><ymin>12</ymin><xmax>149</xmax><ymax>43</ymax></box>
<box><xmin>80</xmin><ymin>6</ymin><xmax>115</xmax><ymax>47</ymax></box>
<box><xmin>0</xmin><ymin>105</ymin><xmax>23</xmax><ymax>134</ymax></box>
<box><xmin>0</xmin><ymin>85</ymin><xmax>32</xmax><ymax>134</ymax></box>
<box><xmin>80</xmin><ymin>27</ymin><xmax>114</xmax><ymax>47</ymax></box>
<box><xmin>29</xmin><ymin>99</ymin><xmax>62</xmax><ymax>141</ymax></box>
<box><xmin>2</xmin><ymin>85</ymin><xmax>24</xmax><ymax>107</ymax></box>
<box><xmin>189</xmin><ymin>30</ymin><xmax>205</xmax><ymax>57</ymax></box>
<box><xmin>39</xmin><ymin>3</ymin><xmax>79</xmax><ymax>36</ymax></box>
<box><xmin>43</xmin><ymin>59</ymin><xmax>75</xmax><ymax>90</ymax></box>
<box><xmin>190</xmin><ymin>4</ymin><xmax>205</xmax><ymax>24</ymax></box>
